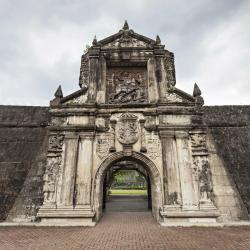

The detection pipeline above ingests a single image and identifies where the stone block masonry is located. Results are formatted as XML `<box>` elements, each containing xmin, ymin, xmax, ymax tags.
<box><xmin>0</xmin><ymin>105</ymin><xmax>249</xmax><ymax>222</ymax></box>
<box><xmin>0</xmin><ymin>106</ymin><xmax>49</xmax><ymax>222</ymax></box>
<box><xmin>203</xmin><ymin>106</ymin><xmax>250</xmax><ymax>217</ymax></box>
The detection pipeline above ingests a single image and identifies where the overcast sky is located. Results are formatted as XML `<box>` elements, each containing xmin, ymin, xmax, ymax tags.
<box><xmin>0</xmin><ymin>0</ymin><xmax>249</xmax><ymax>106</ymax></box>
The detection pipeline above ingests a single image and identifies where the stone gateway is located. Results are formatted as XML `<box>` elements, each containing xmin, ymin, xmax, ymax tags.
<box><xmin>1</xmin><ymin>21</ymin><xmax>249</xmax><ymax>226</ymax></box>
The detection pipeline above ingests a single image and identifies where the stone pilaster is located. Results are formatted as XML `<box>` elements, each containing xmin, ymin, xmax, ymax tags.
<box><xmin>155</xmin><ymin>55</ymin><xmax>167</xmax><ymax>102</ymax></box>
<box><xmin>147</xmin><ymin>57</ymin><xmax>159</xmax><ymax>103</ymax></box>
<box><xmin>160</xmin><ymin>132</ymin><xmax>181</xmax><ymax>208</ymax></box>
<box><xmin>109</xmin><ymin>120</ymin><xmax>116</xmax><ymax>152</ymax></box>
<box><xmin>175</xmin><ymin>132</ymin><xmax>198</xmax><ymax>210</ymax></box>
<box><xmin>60</xmin><ymin>134</ymin><xmax>79</xmax><ymax>206</ymax></box>
<box><xmin>189</xmin><ymin>131</ymin><xmax>217</xmax><ymax>210</ymax></box>
<box><xmin>88</xmin><ymin>47</ymin><xmax>100</xmax><ymax>102</ymax></box>
<box><xmin>75</xmin><ymin>133</ymin><xmax>94</xmax><ymax>207</ymax></box>
<box><xmin>140</xmin><ymin>119</ymin><xmax>147</xmax><ymax>153</ymax></box>
<box><xmin>96</xmin><ymin>55</ymin><xmax>106</xmax><ymax>104</ymax></box>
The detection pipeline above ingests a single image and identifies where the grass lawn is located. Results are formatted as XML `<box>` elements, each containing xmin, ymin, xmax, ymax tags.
<box><xmin>109</xmin><ymin>189</ymin><xmax>147</xmax><ymax>196</ymax></box>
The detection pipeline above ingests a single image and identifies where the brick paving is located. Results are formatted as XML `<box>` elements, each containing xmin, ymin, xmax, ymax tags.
<box><xmin>0</xmin><ymin>212</ymin><xmax>250</xmax><ymax>250</ymax></box>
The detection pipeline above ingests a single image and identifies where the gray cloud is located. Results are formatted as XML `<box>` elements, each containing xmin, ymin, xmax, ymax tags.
<box><xmin>0</xmin><ymin>0</ymin><xmax>249</xmax><ymax>105</ymax></box>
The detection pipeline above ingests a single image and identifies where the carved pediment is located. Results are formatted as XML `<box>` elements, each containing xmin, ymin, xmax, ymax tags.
<box><xmin>98</xmin><ymin>22</ymin><xmax>155</xmax><ymax>49</ymax></box>
<box><xmin>101</xmin><ymin>35</ymin><xmax>150</xmax><ymax>49</ymax></box>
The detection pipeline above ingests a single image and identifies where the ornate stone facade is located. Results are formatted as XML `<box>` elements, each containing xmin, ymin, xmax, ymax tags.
<box><xmin>37</xmin><ymin>21</ymin><xmax>230</xmax><ymax>226</ymax></box>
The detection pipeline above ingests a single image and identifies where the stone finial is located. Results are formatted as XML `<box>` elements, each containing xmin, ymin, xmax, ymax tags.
<box><xmin>92</xmin><ymin>35</ymin><xmax>97</xmax><ymax>46</ymax></box>
<box><xmin>123</xmin><ymin>20</ymin><xmax>129</xmax><ymax>30</ymax></box>
<box><xmin>54</xmin><ymin>85</ymin><xmax>63</xmax><ymax>98</ymax></box>
<box><xmin>156</xmin><ymin>35</ymin><xmax>161</xmax><ymax>45</ymax></box>
<box><xmin>193</xmin><ymin>83</ymin><xmax>202</xmax><ymax>97</ymax></box>
<box><xmin>193</xmin><ymin>83</ymin><xmax>204</xmax><ymax>106</ymax></box>
<box><xmin>50</xmin><ymin>85</ymin><xmax>63</xmax><ymax>106</ymax></box>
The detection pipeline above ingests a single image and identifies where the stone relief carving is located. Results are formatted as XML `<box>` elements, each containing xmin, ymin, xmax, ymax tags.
<box><xmin>190</xmin><ymin>133</ymin><xmax>206</xmax><ymax>149</ymax></box>
<box><xmin>48</xmin><ymin>134</ymin><xmax>64</xmax><ymax>153</ymax></box>
<box><xmin>79</xmin><ymin>55</ymin><xmax>89</xmax><ymax>89</ymax></box>
<box><xmin>43</xmin><ymin>156</ymin><xmax>62</xmax><ymax>204</ymax></box>
<box><xmin>106</xmin><ymin>68</ymin><xmax>147</xmax><ymax>104</ymax></box>
<box><xmin>199</xmin><ymin>159</ymin><xmax>213</xmax><ymax>203</ymax></box>
<box><xmin>43</xmin><ymin>134</ymin><xmax>64</xmax><ymax>205</ymax></box>
<box><xmin>117</xmin><ymin>113</ymin><xmax>139</xmax><ymax>145</ymax></box>
<box><xmin>164</xmin><ymin>53</ymin><xmax>176</xmax><ymax>86</ymax></box>
<box><xmin>168</xmin><ymin>192</ymin><xmax>179</xmax><ymax>205</ymax></box>
<box><xmin>165</xmin><ymin>93</ymin><xmax>183</xmax><ymax>103</ymax></box>
<box><xmin>190</xmin><ymin>131</ymin><xmax>215</xmax><ymax>208</ymax></box>
<box><xmin>103</xmin><ymin>34</ymin><xmax>149</xmax><ymax>48</ymax></box>
<box><xmin>64</xmin><ymin>94</ymin><xmax>88</xmax><ymax>105</ymax></box>
<box><xmin>146</xmin><ymin>132</ymin><xmax>160</xmax><ymax>160</ymax></box>
<box><xmin>96</xmin><ymin>134</ymin><xmax>111</xmax><ymax>159</ymax></box>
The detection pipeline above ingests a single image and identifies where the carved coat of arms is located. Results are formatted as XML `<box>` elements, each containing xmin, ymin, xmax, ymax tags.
<box><xmin>96</xmin><ymin>135</ymin><xmax>111</xmax><ymax>159</ymax></box>
<box><xmin>117</xmin><ymin>113</ymin><xmax>139</xmax><ymax>145</ymax></box>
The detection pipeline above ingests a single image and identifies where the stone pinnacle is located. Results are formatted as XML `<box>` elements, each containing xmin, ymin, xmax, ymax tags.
<box><xmin>123</xmin><ymin>20</ymin><xmax>129</xmax><ymax>30</ymax></box>
<box><xmin>193</xmin><ymin>83</ymin><xmax>202</xmax><ymax>97</ymax></box>
<box><xmin>54</xmin><ymin>85</ymin><xmax>63</xmax><ymax>98</ymax></box>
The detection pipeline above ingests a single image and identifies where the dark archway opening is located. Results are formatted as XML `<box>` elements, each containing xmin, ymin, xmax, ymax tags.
<box><xmin>102</xmin><ymin>161</ymin><xmax>152</xmax><ymax>212</ymax></box>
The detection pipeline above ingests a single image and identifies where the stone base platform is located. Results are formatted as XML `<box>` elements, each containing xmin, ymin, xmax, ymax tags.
<box><xmin>37</xmin><ymin>205</ymin><xmax>96</xmax><ymax>226</ymax></box>
<box><xmin>160</xmin><ymin>208</ymin><xmax>221</xmax><ymax>225</ymax></box>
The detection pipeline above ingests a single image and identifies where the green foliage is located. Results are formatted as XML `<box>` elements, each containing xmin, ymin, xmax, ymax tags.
<box><xmin>111</xmin><ymin>170</ymin><xmax>147</xmax><ymax>190</ymax></box>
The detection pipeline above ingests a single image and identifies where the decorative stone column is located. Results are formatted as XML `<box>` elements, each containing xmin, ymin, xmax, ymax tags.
<box><xmin>147</xmin><ymin>57</ymin><xmax>159</xmax><ymax>103</ymax></box>
<box><xmin>175</xmin><ymin>132</ymin><xmax>198</xmax><ymax>210</ymax></box>
<box><xmin>88</xmin><ymin>46</ymin><xmax>100</xmax><ymax>102</ymax></box>
<box><xmin>160</xmin><ymin>131</ymin><xmax>181</xmax><ymax>209</ymax></box>
<box><xmin>42</xmin><ymin>133</ymin><xmax>64</xmax><ymax>208</ymax></box>
<box><xmin>60</xmin><ymin>133</ymin><xmax>79</xmax><ymax>207</ymax></box>
<box><xmin>154</xmin><ymin>53</ymin><xmax>167</xmax><ymax>102</ymax></box>
<box><xmin>38</xmin><ymin>132</ymin><xmax>95</xmax><ymax>226</ymax></box>
<box><xmin>190</xmin><ymin>131</ymin><xmax>217</xmax><ymax>210</ymax></box>
<box><xmin>75</xmin><ymin>133</ymin><xmax>94</xmax><ymax>209</ymax></box>
<box><xmin>96</xmin><ymin>55</ymin><xmax>106</xmax><ymax>104</ymax></box>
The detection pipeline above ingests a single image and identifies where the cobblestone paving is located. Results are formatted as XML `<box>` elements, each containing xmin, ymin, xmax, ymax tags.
<box><xmin>0</xmin><ymin>212</ymin><xmax>250</xmax><ymax>250</ymax></box>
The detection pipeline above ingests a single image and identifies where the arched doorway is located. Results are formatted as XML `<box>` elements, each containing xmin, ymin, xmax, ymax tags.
<box><xmin>93</xmin><ymin>152</ymin><xmax>163</xmax><ymax>223</ymax></box>
<box><xmin>102</xmin><ymin>161</ymin><xmax>152</xmax><ymax>212</ymax></box>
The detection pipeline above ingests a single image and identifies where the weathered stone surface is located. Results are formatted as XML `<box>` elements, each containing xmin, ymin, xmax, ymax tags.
<box><xmin>0</xmin><ymin>109</ymin><xmax>249</xmax><ymax>223</ymax></box>
<box><xmin>0</xmin><ymin>25</ymin><xmax>249</xmax><ymax>226</ymax></box>
<box><xmin>0</xmin><ymin>106</ymin><xmax>49</xmax><ymax>222</ymax></box>
<box><xmin>203</xmin><ymin>106</ymin><xmax>250</xmax><ymax>214</ymax></box>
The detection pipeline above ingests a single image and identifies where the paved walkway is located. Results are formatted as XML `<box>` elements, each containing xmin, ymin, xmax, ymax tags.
<box><xmin>105</xmin><ymin>195</ymin><xmax>149</xmax><ymax>212</ymax></box>
<box><xmin>0</xmin><ymin>212</ymin><xmax>250</xmax><ymax>250</ymax></box>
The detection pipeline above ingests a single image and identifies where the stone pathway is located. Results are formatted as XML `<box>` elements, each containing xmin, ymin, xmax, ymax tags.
<box><xmin>0</xmin><ymin>212</ymin><xmax>250</xmax><ymax>250</ymax></box>
<box><xmin>105</xmin><ymin>195</ymin><xmax>149</xmax><ymax>212</ymax></box>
